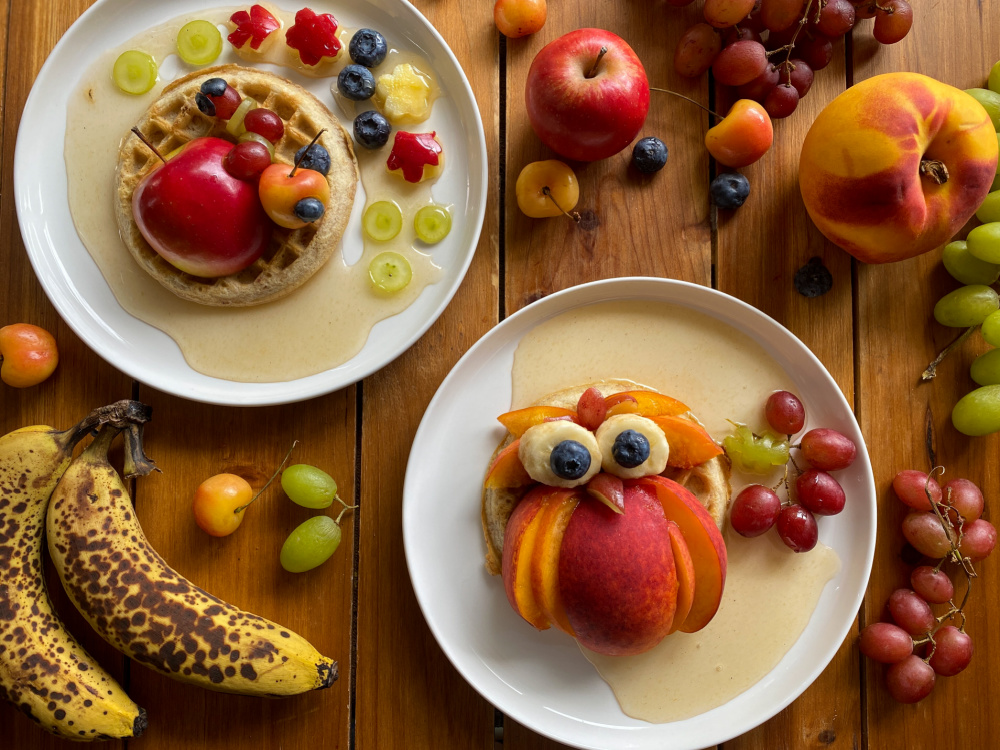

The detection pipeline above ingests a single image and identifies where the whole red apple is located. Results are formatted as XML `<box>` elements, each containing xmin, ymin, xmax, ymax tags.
<box><xmin>525</xmin><ymin>28</ymin><xmax>649</xmax><ymax>162</ymax></box>
<box><xmin>132</xmin><ymin>136</ymin><xmax>273</xmax><ymax>277</ymax></box>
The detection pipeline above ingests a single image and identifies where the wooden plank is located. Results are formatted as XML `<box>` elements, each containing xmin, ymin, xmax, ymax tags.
<box><xmin>853</xmin><ymin>3</ymin><xmax>1000</xmax><ymax>749</ymax></box>
<box><xmin>353</xmin><ymin>0</ymin><xmax>500</xmax><ymax>747</ymax></box>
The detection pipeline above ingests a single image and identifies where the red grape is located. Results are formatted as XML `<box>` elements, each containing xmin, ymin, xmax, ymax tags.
<box><xmin>958</xmin><ymin>518</ymin><xmax>997</xmax><ymax>562</ymax></box>
<box><xmin>765</xmin><ymin>25</ymin><xmax>796</xmax><ymax>51</ymax></box>
<box><xmin>943</xmin><ymin>478</ymin><xmax>984</xmax><ymax>522</ymax></box>
<box><xmin>886</xmin><ymin>654</ymin><xmax>935</xmax><ymax>703</ymax></box>
<box><xmin>703</xmin><ymin>0</ymin><xmax>757</xmax><ymax>28</ymax></box>
<box><xmin>674</xmin><ymin>23</ymin><xmax>722</xmax><ymax>78</ymax></box>
<box><xmin>902</xmin><ymin>511</ymin><xmax>955</xmax><ymax>558</ymax></box>
<box><xmin>780</xmin><ymin>59</ymin><xmax>813</xmax><ymax>96</ymax></box>
<box><xmin>910</xmin><ymin>566</ymin><xmax>954</xmax><ymax>604</ymax></box>
<box><xmin>815</xmin><ymin>0</ymin><xmax>856</xmax><ymax>37</ymax></box>
<box><xmin>892</xmin><ymin>470</ymin><xmax>942</xmax><ymax>511</ymax></box>
<box><xmin>855</xmin><ymin>1</ymin><xmax>877</xmax><ymax>19</ymax></box>
<box><xmin>222</xmin><ymin>140</ymin><xmax>272</xmax><ymax>180</ymax></box>
<box><xmin>928</xmin><ymin>626</ymin><xmax>973</xmax><ymax>677</ymax></box>
<box><xmin>760</xmin><ymin>0</ymin><xmax>805</xmax><ymax>32</ymax></box>
<box><xmin>764</xmin><ymin>390</ymin><xmax>805</xmax><ymax>434</ymax></box>
<box><xmin>799</xmin><ymin>428</ymin><xmax>856</xmax><ymax>471</ymax></box>
<box><xmin>887</xmin><ymin>588</ymin><xmax>934</xmax><ymax>636</ymax></box>
<box><xmin>858</xmin><ymin>622</ymin><xmax>913</xmax><ymax>663</ymax></box>
<box><xmin>738</xmin><ymin>64</ymin><xmax>780</xmax><ymax>103</ymax></box>
<box><xmin>796</xmin><ymin>33</ymin><xmax>834</xmax><ymax>70</ymax></box>
<box><xmin>722</xmin><ymin>26</ymin><xmax>763</xmax><ymax>46</ymax></box>
<box><xmin>730</xmin><ymin>484</ymin><xmax>782</xmax><ymax>536</ymax></box>
<box><xmin>873</xmin><ymin>0</ymin><xmax>912</xmax><ymax>44</ymax></box>
<box><xmin>777</xmin><ymin>504</ymin><xmax>818</xmax><ymax>552</ymax></box>
<box><xmin>243</xmin><ymin>107</ymin><xmax>285</xmax><ymax>144</ymax></box>
<box><xmin>743</xmin><ymin>8</ymin><xmax>767</xmax><ymax>33</ymax></box>
<box><xmin>764</xmin><ymin>83</ymin><xmax>799</xmax><ymax>118</ymax></box>
<box><xmin>712</xmin><ymin>40</ymin><xmax>769</xmax><ymax>86</ymax></box>
<box><xmin>796</xmin><ymin>469</ymin><xmax>845</xmax><ymax>515</ymax></box>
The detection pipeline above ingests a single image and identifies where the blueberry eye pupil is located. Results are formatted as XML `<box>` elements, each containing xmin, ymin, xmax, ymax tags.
<box><xmin>612</xmin><ymin>430</ymin><xmax>650</xmax><ymax>468</ymax></box>
<box><xmin>550</xmin><ymin>440</ymin><xmax>591</xmax><ymax>480</ymax></box>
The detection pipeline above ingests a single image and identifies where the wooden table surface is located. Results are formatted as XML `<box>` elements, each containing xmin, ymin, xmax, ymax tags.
<box><xmin>3</xmin><ymin>0</ymin><xmax>999</xmax><ymax>748</ymax></box>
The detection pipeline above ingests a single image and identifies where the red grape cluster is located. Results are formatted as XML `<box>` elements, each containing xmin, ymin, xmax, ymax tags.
<box><xmin>729</xmin><ymin>390</ymin><xmax>858</xmax><ymax>552</ymax></box>
<box><xmin>671</xmin><ymin>0</ymin><xmax>915</xmax><ymax>119</ymax></box>
<box><xmin>859</xmin><ymin>471</ymin><xmax>997</xmax><ymax>703</ymax></box>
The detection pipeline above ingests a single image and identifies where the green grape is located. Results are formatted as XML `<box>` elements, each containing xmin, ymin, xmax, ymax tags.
<box><xmin>112</xmin><ymin>50</ymin><xmax>157</xmax><ymax>95</ymax></box>
<box><xmin>982</xmin><ymin>309</ymin><xmax>1000</xmax><ymax>346</ymax></box>
<box><xmin>967</xmin><ymin>222</ymin><xmax>1000</xmax><ymax>264</ymax></box>
<box><xmin>722</xmin><ymin>424</ymin><xmax>789</xmax><ymax>474</ymax></box>
<box><xmin>933</xmin><ymin>285</ymin><xmax>1000</xmax><ymax>327</ymax></box>
<box><xmin>965</xmin><ymin>88</ymin><xmax>1000</xmax><ymax>130</ymax></box>
<box><xmin>280</xmin><ymin>516</ymin><xmax>342</xmax><ymax>573</ymax></box>
<box><xmin>369</xmin><ymin>251</ymin><xmax>411</xmax><ymax>293</ymax></box>
<box><xmin>177</xmin><ymin>20</ymin><xmax>222</xmax><ymax>65</ymax></box>
<box><xmin>990</xmin><ymin>61</ymin><xmax>1000</xmax><ymax>95</ymax></box>
<box><xmin>281</xmin><ymin>464</ymin><xmax>338</xmax><ymax>509</ymax></box>
<box><xmin>976</xmin><ymin>191</ymin><xmax>1000</xmax><ymax>224</ymax></box>
<box><xmin>414</xmin><ymin>204</ymin><xmax>452</xmax><ymax>244</ymax></box>
<box><xmin>952</xmin><ymin>385</ymin><xmax>1000</xmax><ymax>436</ymax></box>
<box><xmin>970</xmin><ymin>348</ymin><xmax>1000</xmax><ymax>386</ymax></box>
<box><xmin>363</xmin><ymin>201</ymin><xmax>403</xmax><ymax>241</ymax></box>
<box><xmin>942</xmin><ymin>241</ymin><xmax>1000</xmax><ymax>285</ymax></box>
<box><xmin>226</xmin><ymin>98</ymin><xmax>257</xmax><ymax>138</ymax></box>
<box><xmin>238</xmin><ymin>130</ymin><xmax>275</xmax><ymax>159</ymax></box>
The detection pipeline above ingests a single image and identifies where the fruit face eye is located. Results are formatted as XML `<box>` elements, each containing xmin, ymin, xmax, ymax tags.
<box><xmin>519</xmin><ymin>421</ymin><xmax>601</xmax><ymax>489</ymax></box>
<box><xmin>611</xmin><ymin>429</ymin><xmax>650</xmax><ymax>468</ymax></box>
<box><xmin>596</xmin><ymin>414</ymin><xmax>670</xmax><ymax>479</ymax></box>
<box><xmin>550</xmin><ymin>440</ymin><xmax>592</xmax><ymax>480</ymax></box>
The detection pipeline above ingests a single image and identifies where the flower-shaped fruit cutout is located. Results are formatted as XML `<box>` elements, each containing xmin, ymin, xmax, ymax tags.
<box><xmin>285</xmin><ymin>7</ymin><xmax>342</xmax><ymax>66</ymax></box>
<box><xmin>228</xmin><ymin>4</ymin><xmax>280</xmax><ymax>51</ymax></box>
<box><xmin>386</xmin><ymin>131</ymin><xmax>443</xmax><ymax>184</ymax></box>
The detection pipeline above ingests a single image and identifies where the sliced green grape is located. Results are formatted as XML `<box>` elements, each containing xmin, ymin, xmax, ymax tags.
<box><xmin>976</xmin><ymin>191</ymin><xmax>1000</xmax><ymax>224</ymax></box>
<box><xmin>965</xmin><ymin>88</ymin><xmax>1000</xmax><ymax>130</ymax></box>
<box><xmin>982</xmin><ymin>309</ymin><xmax>1000</xmax><ymax>347</ymax></box>
<box><xmin>112</xmin><ymin>50</ymin><xmax>157</xmax><ymax>95</ymax></box>
<box><xmin>280</xmin><ymin>516</ymin><xmax>342</xmax><ymax>573</ymax></box>
<box><xmin>967</xmin><ymin>222</ymin><xmax>1000</xmax><ymax>264</ymax></box>
<box><xmin>238</xmin><ymin>130</ymin><xmax>275</xmax><ymax>159</ymax></box>
<box><xmin>414</xmin><ymin>204</ymin><xmax>451</xmax><ymax>244</ymax></box>
<box><xmin>281</xmin><ymin>464</ymin><xmax>338</xmax><ymax>509</ymax></box>
<box><xmin>952</xmin><ymin>385</ymin><xmax>1000</xmax><ymax>436</ymax></box>
<box><xmin>226</xmin><ymin>98</ymin><xmax>258</xmax><ymax>138</ymax></box>
<box><xmin>363</xmin><ymin>201</ymin><xmax>402</xmax><ymax>241</ymax></box>
<box><xmin>933</xmin><ymin>285</ymin><xmax>1000</xmax><ymax>327</ymax></box>
<box><xmin>368</xmin><ymin>251</ymin><xmax>412</xmax><ymax>293</ymax></box>
<box><xmin>177</xmin><ymin>20</ymin><xmax>223</xmax><ymax>65</ymax></box>
<box><xmin>722</xmin><ymin>424</ymin><xmax>789</xmax><ymax>474</ymax></box>
<box><xmin>971</xmin><ymin>348</ymin><xmax>1000</xmax><ymax>386</ymax></box>
<box><xmin>942</xmin><ymin>241</ymin><xmax>1000</xmax><ymax>285</ymax></box>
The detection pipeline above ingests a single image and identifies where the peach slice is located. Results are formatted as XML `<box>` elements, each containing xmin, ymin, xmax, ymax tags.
<box><xmin>665</xmin><ymin>520</ymin><xmax>696</xmax><ymax>635</ymax></box>
<box><xmin>498</xmin><ymin>405</ymin><xmax>577</xmax><ymax>438</ymax></box>
<box><xmin>586</xmin><ymin>473</ymin><xmax>625</xmax><ymax>514</ymax></box>
<box><xmin>605</xmin><ymin>390</ymin><xmax>690</xmax><ymax>418</ymax></box>
<box><xmin>501</xmin><ymin>492</ymin><xmax>550</xmax><ymax>630</ymax></box>
<box><xmin>649</xmin><ymin>415</ymin><xmax>724</xmax><ymax>468</ymax></box>
<box><xmin>484</xmin><ymin>439</ymin><xmax>533</xmax><ymax>490</ymax></box>
<box><xmin>529</xmin><ymin>488</ymin><xmax>581</xmax><ymax>635</ymax></box>
<box><xmin>633</xmin><ymin>475</ymin><xmax>727</xmax><ymax>633</ymax></box>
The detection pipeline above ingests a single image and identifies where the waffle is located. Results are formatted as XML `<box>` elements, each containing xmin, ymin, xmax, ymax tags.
<box><xmin>115</xmin><ymin>64</ymin><xmax>358</xmax><ymax>307</ymax></box>
<box><xmin>481</xmin><ymin>380</ymin><xmax>732</xmax><ymax>575</ymax></box>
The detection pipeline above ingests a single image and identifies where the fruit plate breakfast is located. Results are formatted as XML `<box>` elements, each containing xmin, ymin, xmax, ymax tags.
<box><xmin>403</xmin><ymin>277</ymin><xmax>877</xmax><ymax>750</ymax></box>
<box><xmin>14</xmin><ymin>0</ymin><xmax>487</xmax><ymax>405</ymax></box>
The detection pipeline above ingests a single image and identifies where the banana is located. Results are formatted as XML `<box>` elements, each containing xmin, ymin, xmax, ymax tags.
<box><xmin>0</xmin><ymin>415</ymin><xmax>146</xmax><ymax>740</ymax></box>
<box><xmin>46</xmin><ymin>426</ymin><xmax>337</xmax><ymax>697</ymax></box>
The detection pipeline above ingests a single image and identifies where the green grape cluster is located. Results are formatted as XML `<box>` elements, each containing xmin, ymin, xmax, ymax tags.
<box><xmin>722</xmin><ymin>424</ymin><xmax>790</xmax><ymax>474</ymax></box>
<box><xmin>279</xmin><ymin>463</ymin><xmax>356</xmax><ymax>572</ymax></box>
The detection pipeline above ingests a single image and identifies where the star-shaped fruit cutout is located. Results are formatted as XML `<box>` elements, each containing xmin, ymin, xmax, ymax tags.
<box><xmin>228</xmin><ymin>4</ymin><xmax>280</xmax><ymax>51</ymax></box>
<box><xmin>386</xmin><ymin>131</ymin><xmax>443</xmax><ymax>184</ymax></box>
<box><xmin>285</xmin><ymin>7</ymin><xmax>341</xmax><ymax>66</ymax></box>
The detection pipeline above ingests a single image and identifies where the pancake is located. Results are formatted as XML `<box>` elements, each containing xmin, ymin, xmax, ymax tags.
<box><xmin>115</xmin><ymin>64</ymin><xmax>358</xmax><ymax>307</ymax></box>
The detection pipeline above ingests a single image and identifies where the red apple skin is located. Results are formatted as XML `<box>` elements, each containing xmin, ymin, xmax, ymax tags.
<box><xmin>132</xmin><ymin>137</ymin><xmax>273</xmax><ymax>278</ymax></box>
<box><xmin>558</xmin><ymin>484</ymin><xmax>677</xmax><ymax>656</ymax></box>
<box><xmin>525</xmin><ymin>28</ymin><xmax>649</xmax><ymax>162</ymax></box>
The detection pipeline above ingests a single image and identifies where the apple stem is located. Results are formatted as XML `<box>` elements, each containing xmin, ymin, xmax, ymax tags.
<box><xmin>130</xmin><ymin>127</ymin><xmax>167</xmax><ymax>164</ymax></box>
<box><xmin>542</xmin><ymin>186</ymin><xmax>581</xmax><ymax>223</ymax></box>
<box><xmin>233</xmin><ymin>439</ymin><xmax>299</xmax><ymax>514</ymax></box>
<box><xmin>586</xmin><ymin>46</ymin><xmax>608</xmax><ymax>79</ymax></box>
<box><xmin>290</xmin><ymin>129</ymin><xmax>327</xmax><ymax>178</ymax></box>
<box><xmin>919</xmin><ymin>159</ymin><xmax>950</xmax><ymax>185</ymax></box>
<box><xmin>648</xmin><ymin>87</ymin><xmax>723</xmax><ymax>119</ymax></box>
<box><xmin>920</xmin><ymin>325</ymin><xmax>975</xmax><ymax>382</ymax></box>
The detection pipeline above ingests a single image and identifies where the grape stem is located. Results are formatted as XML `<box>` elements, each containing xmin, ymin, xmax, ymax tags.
<box><xmin>289</xmin><ymin>129</ymin><xmax>327</xmax><ymax>178</ymax></box>
<box><xmin>920</xmin><ymin>325</ymin><xmax>976</xmax><ymax>382</ymax></box>
<box><xmin>130</xmin><ymin>127</ymin><xmax>167</xmax><ymax>164</ymax></box>
<box><xmin>586</xmin><ymin>46</ymin><xmax>608</xmax><ymax>79</ymax></box>
<box><xmin>334</xmin><ymin>495</ymin><xmax>359</xmax><ymax>525</ymax></box>
<box><xmin>765</xmin><ymin>0</ymin><xmax>815</xmax><ymax>61</ymax></box>
<box><xmin>542</xmin><ymin>186</ymin><xmax>582</xmax><ymax>223</ymax></box>
<box><xmin>234</xmin><ymin>440</ymin><xmax>299</xmax><ymax>513</ymax></box>
<box><xmin>649</xmin><ymin>87</ymin><xmax>723</xmax><ymax>119</ymax></box>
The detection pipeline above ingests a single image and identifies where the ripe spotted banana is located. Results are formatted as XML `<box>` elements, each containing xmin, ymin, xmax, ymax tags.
<box><xmin>46</xmin><ymin>426</ymin><xmax>337</xmax><ymax>697</ymax></box>
<box><xmin>0</xmin><ymin>412</ymin><xmax>146</xmax><ymax>740</ymax></box>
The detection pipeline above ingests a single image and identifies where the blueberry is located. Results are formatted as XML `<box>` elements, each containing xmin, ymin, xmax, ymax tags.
<box><xmin>349</xmin><ymin>28</ymin><xmax>388</xmax><ymax>68</ymax></box>
<box><xmin>550</xmin><ymin>440</ymin><xmax>592</xmax><ymax>481</ymax></box>
<box><xmin>611</xmin><ymin>430</ymin><xmax>650</xmax><ymax>469</ymax></box>
<box><xmin>293</xmin><ymin>197</ymin><xmax>326</xmax><ymax>223</ymax></box>
<box><xmin>631</xmin><ymin>137</ymin><xmax>668</xmax><ymax>174</ymax></box>
<box><xmin>337</xmin><ymin>64</ymin><xmax>376</xmax><ymax>101</ymax></box>
<box><xmin>200</xmin><ymin>77</ymin><xmax>228</xmax><ymax>97</ymax></box>
<box><xmin>794</xmin><ymin>256</ymin><xmax>834</xmax><ymax>298</ymax></box>
<box><xmin>353</xmin><ymin>110</ymin><xmax>391</xmax><ymax>149</ymax></box>
<box><xmin>294</xmin><ymin>144</ymin><xmax>332</xmax><ymax>175</ymax></box>
<box><xmin>710</xmin><ymin>173</ymin><xmax>751</xmax><ymax>210</ymax></box>
<box><xmin>195</xmin><ymin>92</ymin><xmax>216</xmax><ymax>116</ymax></box>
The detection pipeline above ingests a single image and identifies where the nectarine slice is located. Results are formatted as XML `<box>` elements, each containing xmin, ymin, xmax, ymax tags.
<box><xmin>498</xmin><ymin>405</ymin><xmax>577</xmax><ymax>438</ymax></box>
<box><xmin>501</xmin><ymin>492</ymin><xmax>550</xmax><ymax>630</ymax></box>
<box><xmin>529</xmin><ymin>488</ymin><xmax>581</xmax><ymax>635</ymax></box>
<box><xmin>605</xmin><ymin>390</ymin><xmax>690</xmax><ymax>418</ymax></box>
<box><xmin>633</xmin><ymin>475</ymin><xmax>727</xmax><ymax>633</ymax></box>
<box><xmin>484</xmin><ymin>439</ymin><xmax>533</xmax><ymax>490</ymax></box>
<box><xmin>649</xmin><ymin>415</ymin><xmax>724</xmax><ymax>468</ymax></box>
<box><xmin>665</xmin><ymin>520</ymin><xmax>695</xmax><ymax>635</ymax></box>
<box><xmin>586</xmin><ymin>473</ymin><xmax>625</xmax><ymax>514</ymax></box>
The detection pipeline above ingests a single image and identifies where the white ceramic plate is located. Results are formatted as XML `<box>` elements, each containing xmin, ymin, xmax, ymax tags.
<box><xmin>15</xmin><ymin>0</ymin><xmax>486</xmax><ymax>405</ymax></box>
<box><xmin>403</xmin><ymin>277</ymin><xmax>876</xmax><ymax>750</ymax></box>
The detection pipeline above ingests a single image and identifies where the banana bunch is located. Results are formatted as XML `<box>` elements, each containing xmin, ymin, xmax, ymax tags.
<box><xmin>0</xmin><ymin>408</ymin><xmax>147</xmax><ymax>741</ymax></box>
<box><xmin>46</xmin><ymin>425</ymin><xmax>338</xmax><ymax>697</ymax></box>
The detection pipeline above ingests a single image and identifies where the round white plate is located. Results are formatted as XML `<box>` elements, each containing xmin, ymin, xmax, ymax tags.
<box><xmin>15</xmin><ymin>0</ymin><xmax>486</xmax><ymax>405</ymax></box>
<box><xmin>403</xmin><ymin>277</ymin><xmax>876</xmax><ymax>750</ymax></box>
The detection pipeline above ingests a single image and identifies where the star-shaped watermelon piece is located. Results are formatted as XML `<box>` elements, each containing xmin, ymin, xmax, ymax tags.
<box><xmin>228</xmin><ymin>4</ymin><xmax>280</xmax><ymax>51</ymax></box>
<box><xmin>285</xmin><ymin>7</ymin><xmax>342</xmax><ymax>66</ymax></box>
<box><xmin>386</xmin><ymin>131</ymin><xmax>443</xmax><ymax>184</ymax></box>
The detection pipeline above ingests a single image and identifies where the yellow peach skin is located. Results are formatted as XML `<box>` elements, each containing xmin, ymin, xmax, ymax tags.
<box><xmin>799</xmin><ymin>72</ymin><xmax>998</xmax><ymax>264</ymax></box>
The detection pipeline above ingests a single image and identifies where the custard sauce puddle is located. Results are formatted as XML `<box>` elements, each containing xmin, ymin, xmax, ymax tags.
<box><xmin>509</xmin><ymin>299</ymin><xmax>840</xmax><ymax>723</ymax></box>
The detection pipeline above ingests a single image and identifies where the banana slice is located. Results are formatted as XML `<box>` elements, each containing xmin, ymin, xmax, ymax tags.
<box><xmin>595</xmin><ymin>414</ymin><xmax>669</xmax><ymax>479</ymax></box>
<box><xmin>519</xmin><ymin>420</ymin><xmax>601</xmax><ymax>488</ymax></box>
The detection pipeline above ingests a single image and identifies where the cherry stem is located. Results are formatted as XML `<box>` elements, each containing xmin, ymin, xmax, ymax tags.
<box><xmin>586</xmin><ymin>46</ymin><xmax>608</xmax><ymax>79</ymax></box>
<box><xmin>131</xmin><ymin>126</ymin><xmax>167</xmax><ymax>164</ymax></box>
<box><xmin>233</xmin><ymin>440</ymin><xmax>299</xmax><ymax>513</ymax></box>
<box><xmin>649</xmin><ymin>86</ymin><xmax>723</xmax><ymax>119</ymax></box>
<box><xmin>765</xmin><ymin>0</ymin><xmax>815</xmax><ymax>59</ymax></box>
<box><xmin>289</xmin><ymin>129</ymin><xmax>326</xmax><ymax>178</ymax></box>
<box><xmin>920</xmin><ymin>325</ymin><xmax>975</xmax><ymax>382</ymax></box>
<box><xmin>919</xmin><ymin>159</ymin><xmax>950</xmax><ymax>185</ymax></box>
<box><xmin>542</xmin><ymin>186</ymin><xmax>581</xmax><ymax>223</ymax></box>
